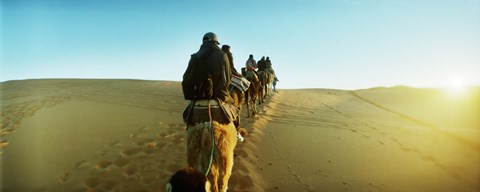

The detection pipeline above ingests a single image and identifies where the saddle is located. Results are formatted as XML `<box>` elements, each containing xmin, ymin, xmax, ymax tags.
<box><xmin>183</xmin><ymin>99</ymin><xmax>239</xmax><ymax>126</ymax></box>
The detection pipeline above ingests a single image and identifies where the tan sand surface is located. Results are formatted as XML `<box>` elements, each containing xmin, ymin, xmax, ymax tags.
<box><xmin>252</xmin><ymin>88</ymin><xmax>479</xmax><ymax>192</ymax></box>
<box><xmin>0</xmin><ymin>79</ymin><xmax>478</xmax><ymax>192</ymax></box>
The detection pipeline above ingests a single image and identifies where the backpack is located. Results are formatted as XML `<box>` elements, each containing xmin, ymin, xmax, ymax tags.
<box><xmin>182</xmin><ymin>49</ymin><xmax>215</xmax><ymax>100</ymax></box>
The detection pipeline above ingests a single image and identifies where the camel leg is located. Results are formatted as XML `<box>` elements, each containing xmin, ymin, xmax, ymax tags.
<box><xmin>251</xmin><ymin>95</ymin><xmax>258</xmax><ymax>116</ymax></box>
<box><xmin>246</xmin><ymin>91</ymin><xmax>251</xmax><ymax>118</ymax></box>
<box><xmin>258</xmin><ymin>85</ymin><xmax>263</xmax><ymax>105</ymax></box>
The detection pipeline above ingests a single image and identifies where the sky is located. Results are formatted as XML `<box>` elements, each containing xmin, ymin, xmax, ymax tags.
<box><xmin>1</xmin><ymin>0</ymin><xmax>479</xmax><ymax>90</ymax></box>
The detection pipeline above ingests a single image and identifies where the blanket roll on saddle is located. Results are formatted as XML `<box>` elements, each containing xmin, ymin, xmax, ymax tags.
<box><xmin>231</xmin><ymin>76</ymin><xmax>250</xmax><ymax>92</ymax></box>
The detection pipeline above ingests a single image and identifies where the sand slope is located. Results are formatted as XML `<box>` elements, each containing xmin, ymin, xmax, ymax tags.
<box><xmin>0</xmin><ymin>79</ymin><xmax>478</xmax><ymax>192</ymax></box>
<box><xmin>252</xmin><ymin>88</ymin><xmax>479</xmax><ymax>192</ymax></box>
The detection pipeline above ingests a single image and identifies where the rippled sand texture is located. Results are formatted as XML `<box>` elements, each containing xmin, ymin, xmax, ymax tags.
<box><xmin>1</xmin><ymin>80</ymin><xmax>479</xmax><ymax>192</ymax></box>
<box><xmin>1</xmin><ymin>80</ymin><xmax>189</xmax><ymax>192</ymax></box>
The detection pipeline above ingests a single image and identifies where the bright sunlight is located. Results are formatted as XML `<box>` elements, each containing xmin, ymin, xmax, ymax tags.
<box><xmin>444</xmin><ymin>77</ymin><xmax>470</xmax><ymax>97</ymax></box>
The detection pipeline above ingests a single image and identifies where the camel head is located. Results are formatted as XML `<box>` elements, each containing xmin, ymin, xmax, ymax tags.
<box><xmin>166</xmin><ymin>167</ymin><xmax>211</xmax><ymax>192</ymax></box>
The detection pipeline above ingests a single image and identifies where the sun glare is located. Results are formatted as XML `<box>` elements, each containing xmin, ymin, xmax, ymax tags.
<box><xmin>444</xmin><ymin>77</ymin><xmax>469</xmax><ymax>96</ymax></box>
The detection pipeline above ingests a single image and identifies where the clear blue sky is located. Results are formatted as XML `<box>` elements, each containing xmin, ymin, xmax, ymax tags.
<box><xmin>2</xmin><ymin>0</ymin><xmax>479</xmax><ymax>89</ymax></box>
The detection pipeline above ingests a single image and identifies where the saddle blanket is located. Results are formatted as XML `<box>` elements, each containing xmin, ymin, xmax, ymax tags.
<box><xmin>231</xmin><ymin>76</ymin><xmax>250</xmax><ymax>92</ymax></box>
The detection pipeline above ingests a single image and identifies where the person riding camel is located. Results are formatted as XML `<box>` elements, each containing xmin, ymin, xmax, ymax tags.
<box><xmin>180</xmin><ymin>32</ymin><xmax>239</xmax><ymax>192</ymax></box>
<box><xmin>257</xmin><ymin>56</ymin><xmax>267</xmax><ymax>72</ymax></box>
<box><xmin>245</xmin><ymin>54</ymin><xmax>259</xmax><ymax>82</ymax></box>
<box><xmin>221</xmin><ymin>44</ymin><xmax>245</xmax><ymax>142</ymax></box>
<box><xmin>265</xmin><ymin>56</ymin><xmax>275</xmax><ymax>75</ymax></box>
<box><xmin>221</xmin><ymin>45</ymin><xmax>242</xmax><ymax>77</ymax></box>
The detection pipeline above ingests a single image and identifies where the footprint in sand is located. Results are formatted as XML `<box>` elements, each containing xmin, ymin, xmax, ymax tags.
<box><xmin>96</xmin><ymin>160</ymin><xmax>113</xmax><ymax>170</ymax></box>
<box><xmin>83</xmin><ymin>177</ymin><xmax>103</xmax><ymax>189</ymax></box>
<box><xmin>59</xmin><ymin>172</ymin><xmax>71</xmax><ymax>184</ymax></box>
<box><xmin>166</xmin><ymin>163</ymin><xmax>183</xmax><ymax>173</ymax></box>
<box><xmin>140</xmin><ymin>162</ymin><xmax>157</xmax><ymax>171</ymax></box>
<box><xmin>101</xmin><ymin>180</ymin><xmax>119</xmax><ymax>191</ymax></box>
<box><xmin>0</xmin><ymin>129</ymin><xmax>13</xmax><ymax>137</ymax></box>
<box><xmin>74</xmin><ymin>160</ymin><xmax>91</xmax><ymax>169</ymax></box>
<box><xmin>96</xmin><ymin>150</ymin><xmax>108</xmax><ymax>157</ymax></box>
<box><xmin>165</xmin><ymin>128</ymin><xmax>176</xmax><ymax>136</ymax></box>
<box><xmin>113</xmin><ymin>157</ymin><xmax>130</xmax><ymax>168</ymax></box>
<box><xmin>143</xmin><ymin>145</ymin><xmax>156</xmax><ymax>155</ymax></box>
<box><xmin>135</xmin><ymin>138</ymin><xmax>155</xmax><ymax>146</ymax></box>
<box><xmin>390</xmin><ymin>137</ymin><xmax>399</xmax><ymax>143</ymax></box>
<box><xmin>0</xmin><ymin>140</ymin><xmax>9</xmax><ymax>148</ymax></box>
<box><xmin>122</xmin><ymin>166</ymin><xmax>138</xmax><ymax>178</ymax></box>
<box><xmin>121</xmin><ymin>146</ymin><xmax>141</xmax><ymax>157</ymax></box>
<box><xmin>400</xmin><ymin>146</ymin><xmax>416</xmax><ymax>152</ymax></box>
<box><xmin>157</xmin><ymin>132</ymin><xmax>168</xmax><ymax>138</ymax></box>
<box><xmin>420</xmin><ymin>155</ymin><xmax>436</xmax><ymax>162</ymax></box>
<box><xmin>141</xmin><ymin>177</ymin><xmax>155</xmax><ymax>186</ymax></box>
<box><xmin>138</xmin><ymin>126</ymin><xmax>150</xmax><ymax>133</ymax></box>
<box><xmin>167</xmin><ymin>123</ymin><xmax>177</xmax><ymax>129</ymax></box>
<box><xmin>108</xmin><ymin>141</ymin><xmax>122</xmax><ymax>148</ymax></box>
<box><xmin>155</xmin><ymin>142</ymin><xmax>166</xmax><ymax>149</ymax></box>
<box><xmin>129</xmin><ymin>133</ymin><xmax>140</xmax><ymax>139</ymax></box>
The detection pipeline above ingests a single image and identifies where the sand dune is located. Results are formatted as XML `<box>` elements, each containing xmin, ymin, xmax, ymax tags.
<box><xmin>0</xmin><ymin>79</ymin><xmax>478</xmax><ymax>192</ymax></box>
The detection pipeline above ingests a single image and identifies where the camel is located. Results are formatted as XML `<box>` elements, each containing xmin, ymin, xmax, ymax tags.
<box><xmin>168</xmin><ymin>99</ymin><xmax>238</xmax><ymax>192</ymax></box>
<box><xmin>245</xmin><ymin>78</ymin><xmax>260</xmax><ymax>117</ymax></box>
<box><xmin>258</xmin><ymin>69</ymin><xmax>275</xmax><ymax>103</ymax></box>
<box><xmin>229</xmin><ymin>77</ymin><xmax>245</xmax><ymax>127</ymax></box>
<box><xmin>257</xmin><ymin>70</ymin><xmax>268</xmax><ymax>104</ymax></box>
<box><xmin>241</xmin><ymin>69</ymin><xmax>260</xmax><ymax>118</ymax></box>
<box><xmin>168</xmin><ymin>114</ymin><xmax>237</xmax><ymax>192</ymax></box>
<box><xmin>266</xmin><ymin>69</ymin><xmax>275</xmax><ymax>97</ymax></box>
<box><xmin>185</xmin><ymin>120</ymin><xmax>236</xmax><ymax>192</ymax></box>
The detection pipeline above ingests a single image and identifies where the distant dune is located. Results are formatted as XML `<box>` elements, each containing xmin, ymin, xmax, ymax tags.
<box><xmin>1</xmin><ymin>79</ymin><xmax>478</xmax><ymax>192</ymax></box>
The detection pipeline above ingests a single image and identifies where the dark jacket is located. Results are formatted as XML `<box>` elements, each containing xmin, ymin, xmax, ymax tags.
<box><xmin>224</xmin><ymin>51</ymin><xmax>241</xmax><ymax>76</ymax></box>
<box><xmin>266</xmin><ymin>59</ymin><xmax>272</xmax><ymax>69</ymax></box>
<box><xmin>257</xmin><ymin>58</ymin><xmax>267</xmax><ymax>71</ymax></box>
<box><xmin>194</xmin><ymin>42</ymin><xmax>234</xmax><ymax>104</ymax></box>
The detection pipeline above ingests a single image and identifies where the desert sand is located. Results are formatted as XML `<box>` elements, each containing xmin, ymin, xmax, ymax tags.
<box><xmin>0</xmin><ymin>79</ymin><xmax>478</xmax><ymax>192</ymax></box>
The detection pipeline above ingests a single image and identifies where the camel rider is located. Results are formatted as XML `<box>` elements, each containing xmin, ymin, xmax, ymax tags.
<box><xmin>221</xmin><ymin>45</ymin><xmax>242</xmax><ymax>77</ymax></box>
<box><xmin>257</xmin><ymin>56</ymin><xmax>267</xmax><ymax>72</ymax></box>
<box><xmin>245</xmin><ymin>54</ymin><xmax>259</xmax><ymax>82</ymax></box>
<box><xmin>182</xmin><ymin>32</ymin><xmax>238</xmax><ymax>126</ymax></box>
<box><xmin>221</xmin><ymin>44</ymin><xmax>245</xmax><ymax>142</ymax></box>
<box><xmin>265</xmin><ymin>56</ymin><xmax>274</xmax><ymax>74</ymax></box>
